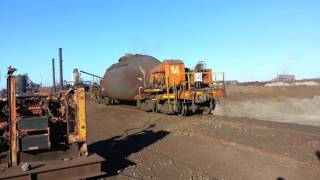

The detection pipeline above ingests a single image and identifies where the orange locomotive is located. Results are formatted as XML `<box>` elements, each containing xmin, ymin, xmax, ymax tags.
<box><xmin>135</xmin><ymin>60</ymin><xmax>225</xmax><ymax>116</ymax></box>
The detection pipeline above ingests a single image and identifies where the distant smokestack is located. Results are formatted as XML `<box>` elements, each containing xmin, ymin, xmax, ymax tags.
<box><xmin>59</xmin><ymin>48</ymin><xmax>64</xmax><ymax>90</ymax></box>
<box><xmin>52</xmin><ymin>58</ymin><xmax>56</xmax><ymax>92</ymax></box>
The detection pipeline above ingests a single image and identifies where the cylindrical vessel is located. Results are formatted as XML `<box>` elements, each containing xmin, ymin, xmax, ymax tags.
<box><xmin>72</xmin><ymin>68</ymin><xmax>80</xmax><ymax>84</ymax></box>
<box><xmin>16</xmin><ymin>75</ymin><xmax>27</xmax><ymax>95</ymax></box>
<box><xmin>101</xmin><ymin>54</ymin><xmax>161</xmax><ymax>101</ymax></box>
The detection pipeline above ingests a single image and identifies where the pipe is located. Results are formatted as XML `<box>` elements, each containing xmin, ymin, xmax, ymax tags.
<box><xmin>52</xmin><ymin>58</ymin><xmax>56</xmax><ymax>92</ymax></box>
<box><xmin>79</xmin><ymin>70</ymin><xmax>103</xmax><ymax>79</ymax></box>
<box><xmin>59</xmin><ymin>48</ymin><xmax>64</xmax><ymax>90</ymax></box>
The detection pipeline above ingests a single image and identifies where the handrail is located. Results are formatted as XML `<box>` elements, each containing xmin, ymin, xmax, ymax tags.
<box><xmin>180</xmin><ymin>80</ymin><xmax>225</xmax><ymax>84</ymax></box>
<box><xmin>183</xmin><ymin>71</ymin><xmax>224</xmax><ymax>75</ymax></box>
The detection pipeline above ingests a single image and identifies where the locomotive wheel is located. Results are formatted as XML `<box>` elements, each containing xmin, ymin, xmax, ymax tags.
<box><xmin>202</xmin><ymin>99</ymin><xmax>215</xmax><ymax>115</ymax></box>
<box><xmin>105</xmin><ymin>97</ymin><xmax>114</xmax><ymax>105</ymax></box>
<box><xmin>178</xmin><ymin>102</ymin><xmax>188</xmax><ymax>116</ymax></box>
<box><xmin>105</xmin><ymin>97</ymin><xmax>110</xmax><ymax>105</ymax></box>
<box><xmin>163</xmin><ymin>102</ymin><xmax>170</xmax><ymax>114</ymax></box>
<box><xmin>211</xmin><ymin>99</ymin><xmax>216</xmax><ymax>110</ymax></box>
<box><xmin>97</xmin><ymin>97</ymin><xmax>101</xmax><ymax>104</ymax></box>
<box><xmin>136</xmin><ymin>100</ymin><xmax>142</xmax><ymax>109</ymax></box>
<box><xmin>202</xmin><ymin>108</ymin><xmax>212</xmax><ymax>115</ymax></box>
<box><xmin>162</xmin><ymin>101</ymin><xmax>174</xmax><ymax>115</ymax></box>
<box><xmin>141</xmin><ymin>102</ymin><xmax>148</xmax><ymax>112</ymax></box>
<box><xmin>156</xmin><ymin>102</ymin><xmax>162</xmax><ymax>113</ymax></box>
<box><xmin>151</xmin><ymin>100</ymin><xmax>157</xmax><ymax>112</ymax></box>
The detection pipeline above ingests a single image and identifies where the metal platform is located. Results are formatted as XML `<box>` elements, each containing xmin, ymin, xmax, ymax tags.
<box><xmin>0</xmin><ymin>154</ymin><xmax>105</xmax><ymax>180</ymax></box>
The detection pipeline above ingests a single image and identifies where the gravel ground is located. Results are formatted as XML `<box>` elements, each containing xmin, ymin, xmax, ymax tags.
<box><xmin>87</xmin><ymin>91</ymin><xmax>320</xmax><ymax>180</ymax></box>
<box><xmin>2</xmin><ymin>86</ymin><xmax>320</xmax><ymax>179</ymax></box>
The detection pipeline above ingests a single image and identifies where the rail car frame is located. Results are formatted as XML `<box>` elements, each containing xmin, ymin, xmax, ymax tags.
<box><xmin>135</xmin><ymin>60</ymin><xmax>225</xmax><ymax>116</ymax></box>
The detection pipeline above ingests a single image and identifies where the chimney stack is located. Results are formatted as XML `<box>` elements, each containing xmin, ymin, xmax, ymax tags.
<box><xmin>52</xmin><ymin>58</ymin><xmax>56</xmax><ymax>92</ymax></box>
<box><xmin>59</xmin><ymin>48</ymin><xmax>64</xmax><ymax>90</ymax></box>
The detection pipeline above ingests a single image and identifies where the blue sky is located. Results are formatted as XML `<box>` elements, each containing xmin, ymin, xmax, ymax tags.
<box><xmin>0</xmin><ymin>0</ymin><xmax>319</xmax><ymax>88</ymax></box>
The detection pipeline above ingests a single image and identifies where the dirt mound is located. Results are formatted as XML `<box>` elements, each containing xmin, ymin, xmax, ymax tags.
<box><xmin>293</xmin><ymin>81</ymin><xmax>320</xmax><ymax>86</ymax></box>
<box><xmin>264</xmin><ymin>81</ymin><xmax>319</xmax><ymax>87</ymax></box>
<box><xmin>264</xmin><ymin>82</ymin><xmax>290</xmax><ymax>87</ymax></box>
<box><xmin>215</xmin><ymin>96</ymin><xmax>320</xmax><ymax>126</ymax></box>
<box><xmin>226</xmin><ymin>85</ymin><xmax>320</xmax><ymax>101</ymax></box>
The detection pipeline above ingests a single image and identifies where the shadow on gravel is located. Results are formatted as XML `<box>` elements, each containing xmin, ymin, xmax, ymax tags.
<box><xmin>315</xmin><ymin>151</ymin><xmax>320</xmax><ymax>160</ymax></box>
<box><xmin>89</xmin><ymin>125</ymin><xmax>170</xmax><ymax>178</ymax></box>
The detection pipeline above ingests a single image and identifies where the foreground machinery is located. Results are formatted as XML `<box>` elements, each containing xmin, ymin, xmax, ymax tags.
<box><xmin>0</xmin><ymin>67</ymin><xmax>103</xmax><ymax>180</ymax></box>
<box><xmin>98</xmin><ymin>54</ymin><xmax>225</xmax><ymax>115</ymax></box>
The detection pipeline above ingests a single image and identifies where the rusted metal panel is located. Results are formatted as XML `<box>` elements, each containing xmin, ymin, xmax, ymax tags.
<box><xmin>101</xmin><ymin>54</ymin><xmax>160</xmax><ymax>101</ymax></box>
<box><xmin>18</xmin><ymin>116</ymin><xmax>48</xmax><ymax>130</ymax></box>
<box><xmin>20</xmin><ymin>134</ymin><xmax>50</xmax><ymax>151</ymax></box>
<box><xmin>149</xmin><ymin>60</ymin><xmax>186</xmax><ymax>89</ymax></box>
<box><xmin>164</xmin><ymin>60</ymin><xmax>186</xmax><ymax>88</ymax></box>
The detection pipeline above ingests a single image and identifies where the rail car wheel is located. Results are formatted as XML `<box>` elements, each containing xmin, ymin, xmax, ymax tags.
<box><xmin>105</xmin><ymin>97</ymin><xmax>112</xmax><ymax>105</ymax></box>
<box><xmin>144</xmin><ymin>100</ymin><xmax>154</xmax><ymax>112</ymax></box>
<box><xmin>202</xmin><ymin>108</ymin><xmax>212</xmax><ymax>115</ymax></box>
<box><xmin>151</xmin><ymin>100</ymin><xmax>157</xmax><ymax>112</ymax></box>
<box><xmin>156</xmin><ymin>102</ymin><xmax>163</xmax><ymax>113</ymax></box>
<box><xmin>97</xmin><ymin>96</ymin><xmax>101</xmax><ymax>104</ymax></box>
<box><xmin>178</xmin><ymin>102</ymin><xmax>188</xmax><ymax>116</ymax></box>
<box><xmin>211</xmin><ymin>99</ymin><xmax>216</xmax><ymax>110</ymax></box>
<box><xmin>139</xmin><ymin>100</ymin><xmax>152</xmax><ymax>112</ymax></box>
<box><xmin>162</xmin><ymin>101</ymin><xmax>174</xmax><ymax>115</ymax></box>
<box><xmin>203</xmin><ymin>99</ymin><xmax>215</xmax><ymax>115</ymax></box>
<box><xmin>136</xmin><ymin>100</ymin><xmax>141</xmax><ymax>109</ymax></box>
<box><xmin>140</xmin><ymin>101</ymin><xmax>147</xmax><ymax>111</ymax></box>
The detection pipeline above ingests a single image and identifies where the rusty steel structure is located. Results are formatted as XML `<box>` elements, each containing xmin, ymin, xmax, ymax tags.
<box><xmin>0</xmin><ymin>66</ymin><xmax>104</xmax><ymax>179</ymax></box>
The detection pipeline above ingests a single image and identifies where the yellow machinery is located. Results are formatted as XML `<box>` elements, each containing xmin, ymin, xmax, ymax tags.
<box><xmin>64</xmin><ymin>88</ymin><xmax>88</xmax><ymax>153</ymax></box>
<box><xmin>135</xmin><ymin>60</ymin><xmax>225</xmax><ymax>116</ymax></box>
